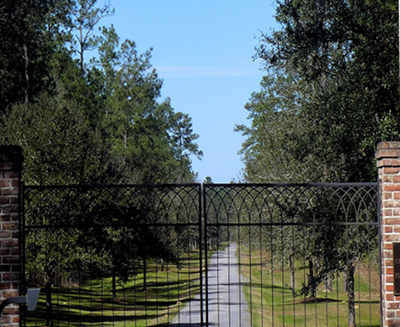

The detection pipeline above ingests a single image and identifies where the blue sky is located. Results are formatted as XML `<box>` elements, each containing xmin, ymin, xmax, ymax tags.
<box><xmin>102</xmin><ymin>1</ymin><xmax>278</xmax><ymax>182</ymax></box>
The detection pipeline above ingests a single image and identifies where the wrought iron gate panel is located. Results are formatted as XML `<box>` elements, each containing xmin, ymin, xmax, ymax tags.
<box><xmin>22</xmin><ymin>184</ymin><xmax>203</xmax><ymax>327</ymax></box>
<box><xmin>203</xmin><ymin>183</ymin><xmax>379</xmax><ymax>327</ymax></box>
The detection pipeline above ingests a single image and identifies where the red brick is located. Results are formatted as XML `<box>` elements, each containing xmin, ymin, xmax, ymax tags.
<box><xmin>387</xmin><ymin>311</ymin><xmax>395</xmax><ymax>318</ymax></box>
<box><xmin>384</xmin><ymin>235</ymin><xmax>400</xmax><ymax>241</ymax></box>
<box><xmin>2</xmin><ymin>291</ymin><xmax>18</xmax><ymax>298</ymax></box>
<box><xmin>3</xmin><ymin>307</ymin><xmax>18</xmax><ymax>314</ymax></box>
<box><xmin>385</xmin><ymin>184</ymin><xmax>400</xmax><ymax>191</ymax></box>
<box><xmin>395</xmin><ymin>193</ymin><xmax>400</xmax><ymax>200</ymax></box>
<box><xmin>387</xmin><ymin>275</ymin><xmax>394</xmax><ymax>283</ymax></box>
<box><xmin>3</xmin><ymin>172</ymin><xmax>18</xmax><ymax>179</ymax></box>
<box><xmin>385</xmin><ymin>192</ymin><xmax>394</xmax><ymax>199</ymax></box>
<box><xmin>2</xmin><ymin>257</ymin><xmax>19</xmax><ymax>264</ymax></box>
<box><xmin>384</xmin><ymin>176</ymin><xmax>394</xmax><ymax>183</ymax></box>
<box><xmin>9</xmin><ymin>249</ymin><xmax>18</xmax><ymax>256</ymax></box>
<box><xmin>384</xmin><ymin>210</ymin><xmax>394</xmax><ymax>217</ymax></box>
<box><xmin>387</xmin><ymin>294</ymin><xmax>395</xmax><ymax>301</ymax></box>
<box><xmin>0</xmin><ymin>198</ymin><xmax>9</xmax><ymax>205</ymax></box>
<box><xmin>385</xmin><ymin>258</ymin><xmax>393</xmax><ymax>267</ymax></box>
<box><xmin>11</xmin><ymin>316</ymin><xmax>19</xmax><ymax>323</ymax></box>
<box><xmin>385</xmin><ymin>250</ymin><xmax>394</xmax><ymax>258</ymax></box>
<box><xmin>385</xmin><ymin>201</ymin><xmax>400</xmax><ymax>208</ymax></box>
<box><xmin>0</xmin><ymin>188</ymin><xmax>18</xmax><ymax>196</ymax></box>
<box><xmin>9</xmin><ymin>180</ymin><xmax>19</xmax><ymax>187</ymax></box>
<box><xmin>0</xmin><ymin>206</ymin><xmax>18</xmax><ymax>214</ymax></box>
<box><xmin>0</xmin><ymin>249</ymin><xmax>10</xmax><ymax>256</ymax></box>
<box><xmin>9</xmin><ymin>216</ymin><xmax>19</xmax><ymax>224</ymax></box>
<box><xmin>2</xmin><ymin>224</ymin><xmax>17</xmax><ymax>231</ymax></box>
<box><xmin>387</xmin><ymin>267</ymin><xmax>394</xmax><ymax>274</ymax></box>
<box><xmin>0</xmin><ymin>240</ymin><xmax>18</xmax><ymax>248</ymax></box>
<box><xmin>0</xmin><ymin>283</ymin><xmax>12</xmax><ymax>290</ymax></box>
<box><xmin>383</xmin><ymin>167</ymin><xmax>400</xmax><ymax>175</ymax></box>
<box><xmin>384</xmin><ymin>218</ymin><xmax>400</xmax><ymax>225</ymax></box>
<box><xmin>2</xmin><ymin>273</ymin><xmax>19</xmax><ymax>281</ymax></box>
<box><xmin>0</xmin><ymin>232</ymin><xmax>11</xmax><ymax>238</ymax></box>
<box><xmin>386</xmin><ymin>226</ymin><xmax>394</xmax><ymax>233</ymax></box>
<box><xmin>0</xmin><ymin>215</ymin><xmax>11</xmax><ymax>222</ymax></box>
<box><xmin>387</xmin><ymin>285</ymin><xmax>395</xmax><ymax>291</ymax></box>
<box><xmin>8</xmin><ymin>197</ymin><xmax>18</xmax><ymax>204</ymax></box>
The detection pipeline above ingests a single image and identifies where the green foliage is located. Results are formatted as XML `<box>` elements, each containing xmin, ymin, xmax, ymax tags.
<box><xmin>0</xmin><ymin>0</ymin><xmax>201</xmax><ymax>185</ymax></box>
<box><xmin>0</xmin><ymin>0</ymin><xmax>203</xmax><ymax>311</ymax></box>
<box><xmin>1</xmin><ymin>91</ymin><xmax>108</xmax><ymax>184</ymax></box>
<box><xmin>238</xmin><ymin>1</ymin><xmax>395</xmax><ymax>324</ymax></box>
<box><xmin>0</xmin><ymin>0</ymin><xmax>70</xmax><ymax>111</ymax></box>
<box><xmin>243</xmin><ymin>0</ymin><xmax>399</xmax><ymax>183</ymax></box>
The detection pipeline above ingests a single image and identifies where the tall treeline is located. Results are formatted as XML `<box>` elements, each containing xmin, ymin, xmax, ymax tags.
<box><xmin>237</xmin><ymin>0</ymin><xmax>398</xmax><ymax>183</ymax></box>
<box><xmin>0</xmin><ymin>0</ymin><xmax>202</xmax><ymax>185</ymax></box>
<box><xmin>237</xmin><ymin>1</ymin><xmax>397</xmax><ymax>326</ymax></box>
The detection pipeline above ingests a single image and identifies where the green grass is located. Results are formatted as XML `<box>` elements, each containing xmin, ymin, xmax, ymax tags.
<box><xmin>239</xmin><ymin>247</ymin><xmax>381</xmax><ymax>327</ymax></box>
<box><xmin>25</xmin><ymin>250</ymin><xmax>205</xmax><ymax>327</ymax></box>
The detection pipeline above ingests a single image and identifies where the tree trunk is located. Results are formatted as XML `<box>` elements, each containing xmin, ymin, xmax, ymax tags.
<box><xmin>325</xmin><ymin>275</ymin><xmax>333</xmax><ymax>292</ymax></box>
<box><xmin>309</xmin><ymin>260</ymin><xmax>316</xmax><ymax>298</ymax></box>
<box><xmin>112</xmin><ymin>267</ymin><xmax>117</xmax><ymax>299</ymax></box>
<box><xmin>143</xmin><ymin>258</ymin><xmax>147</xmax><ymax>291</ymax></box>
<box><xmin>46</xmin><ymin>281</ymin><xmax>53</xmax><ymax>327</ymax></box>
<box><xmin>23</xmin><ymin>43</ymin><xmax>29</xmax><ymax>104</ymax></box>
<box><xmin>289</xmin><ymin>254</ymin><xmax>296</xmax><ymax>296</ymax></box>
<box><xmin>79</xmin><ymin>21</ymin><xmax>84</xmax><ymax>73</ymax></box>
<box><xmin>345</xmin><ymin>263</ymin><xmax>356</xmax><ymax>327</ymax></box>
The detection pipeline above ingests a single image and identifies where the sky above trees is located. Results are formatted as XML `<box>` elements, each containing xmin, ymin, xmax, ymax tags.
<box><xmin>100</xmin><ymin>1</ymin><xmax>278</xmax><ymax>182</ymax></box>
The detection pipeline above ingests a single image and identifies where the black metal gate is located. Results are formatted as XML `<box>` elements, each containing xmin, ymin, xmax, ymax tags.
<box><xmin>21</xmin><ymin>182</ymin><xmax>379</xmax><ymax>327</ymax></box>
<box><xmin>203</xmin><ymin>183</ymin><xmax>380</xmax><ymax>327</ymax></box>
<box><xmin>21</xmin><ymin>184</ymin><xmax>204</xmax><ymax>327</ymax></box>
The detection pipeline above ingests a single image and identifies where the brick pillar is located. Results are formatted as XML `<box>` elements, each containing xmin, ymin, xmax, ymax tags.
<box><xmin>0</xmin><ymin>146</ymin><xmax>22</xmax><ymax>327</ymax></box>
<box><xmin>377</xmin><ymin>141</ymin><xmax>400</xmax><ymax>327</ymax></box>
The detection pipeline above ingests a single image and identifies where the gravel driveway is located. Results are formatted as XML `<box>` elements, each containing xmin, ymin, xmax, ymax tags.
<box><xmin>171</xmin><ymin>242</ymin><xmax>250</xmax><ymax>326</ymax></box>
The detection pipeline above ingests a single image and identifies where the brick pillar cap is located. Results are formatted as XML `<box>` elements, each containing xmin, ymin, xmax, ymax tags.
<box><xmin>376</xmin><ymin>142</ymin><xmax>400</xmax><ymax>160</ymax></box>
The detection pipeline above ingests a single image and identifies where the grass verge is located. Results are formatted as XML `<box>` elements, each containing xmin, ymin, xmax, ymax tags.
<box><xmin>239</xmin><ymin>247</ymin><xmax>380</xmax><ymax>327</ymax></box>
<box><xmin>25</xmin><ymin>250</ymin><xmax>205</xmax><ymax>327</ymax></box>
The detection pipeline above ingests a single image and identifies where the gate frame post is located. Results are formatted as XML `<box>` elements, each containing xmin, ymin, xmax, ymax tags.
<box><xmin>377</xmin><ymin>141</ymin><xmax>400</xmax><ymax>327</ymax></box>
<box><xmin>0</xmin><ymin>146</ymin><xmax>23</xmax><ymax>327</ymax></box>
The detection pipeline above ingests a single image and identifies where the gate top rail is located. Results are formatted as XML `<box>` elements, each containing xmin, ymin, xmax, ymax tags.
<box><xmin>204</xmin><ymin>182</ymin><xmax>378</xmax><ymax>225</ymax></box>
<box><xmin>24</xmin><ymin>184</ymin><xmax>202</xmax><ymax>228</ymax></box>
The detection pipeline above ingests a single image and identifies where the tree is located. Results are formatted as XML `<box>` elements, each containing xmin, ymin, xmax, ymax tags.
<box><xmin>96</xmin><ymin>26</ymin><xmax>202</xmax><ymax>184</ymax></box>
<box><xmin>0</xmin><ymin>2</ymin><xmax>203</xmax><ymax>319</ymax></box>
<box><xmin>70</xmin><ymin>0</ymin><xmax>114</xmax><ymax>73</ymax></box>
<box><xmin>238</xmin><ymin>1</ymin><xmax>397</xmax><ymax>325</ymax></box>
<box><xmin>0</xmin><ymin>0</ymin><xmax>72</xmax><ymax>112</ymax></box>
<box><xmin>255</xmin><ymin>0</ymin><xmax>398</xmax><ymax>181</ymax></box>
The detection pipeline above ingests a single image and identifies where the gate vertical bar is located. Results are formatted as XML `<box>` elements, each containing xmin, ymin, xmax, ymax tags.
<box><xmin>203</xmin><ymin>184</ymin><xmax>209</xmax><ymax>326</ymax></box>
<box><xmin>198</xmin><ymin>184</ymin><xmax>204</xmax><ymax>326</ymax></box>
